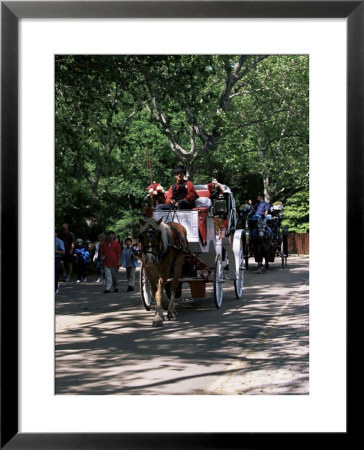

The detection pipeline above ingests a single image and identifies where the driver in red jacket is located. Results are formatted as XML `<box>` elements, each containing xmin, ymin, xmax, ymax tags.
<box><xmin>156</xmin><ymin>165</ymin><xmax>198</xmax><ymax>210</ymax></box>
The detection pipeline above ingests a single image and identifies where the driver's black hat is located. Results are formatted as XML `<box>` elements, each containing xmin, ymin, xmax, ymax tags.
<box><xmin>173</xmin><ymin>165</ymin><xmax>186</xmax><ymax>174</ymax></box>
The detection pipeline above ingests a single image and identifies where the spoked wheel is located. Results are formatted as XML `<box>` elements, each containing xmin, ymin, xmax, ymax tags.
<box><xmin>213</xmin><ymin>254</ymin><xmax>224</xmax><ymax>308</ymax></box>
<box><xmin>140</xmin><ymin>265</ymin><xmax>154</xmax><ymax>310</ymax></box>
<box><xmin>233</xmin><ymin>230</ymin><xmax>245</xmax><ymax>299</ymax></box>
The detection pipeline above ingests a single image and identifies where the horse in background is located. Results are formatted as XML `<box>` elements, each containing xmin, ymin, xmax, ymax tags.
<box><xmin>251</xmin><ymin>218</ymin><xmax>272</xmax><ymax>273</ymax></box>
<box><xmin>138</xmin><ymin>217</ymin><xmax>188</xmax><ymax>327</ymax></box>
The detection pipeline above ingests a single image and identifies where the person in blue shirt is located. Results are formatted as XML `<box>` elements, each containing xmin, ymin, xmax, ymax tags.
<box><xmin>249</xmin><ymin>193</ymin><xmax>270</xmax><ymax>217</ymax></box>
<box><xmin>55</xmin><ymin>230</ymin><xmax>65</xmax><ymax>294</ymax></box>
<box><xmin>74</xmin><ymin>238</ymin><xmax>91</xmax><ymax>282</ymax></box>
<box><xmin>248</xmin><ymin>193</ymin><xmax>274</xmax><ymax>238</ymax></box>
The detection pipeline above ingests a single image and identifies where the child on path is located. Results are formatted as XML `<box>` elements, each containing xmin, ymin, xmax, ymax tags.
<box><xmin>121</xmin><ymin>238</ymin><xmax>139</xmax><ymax>292</ymax></box>
<box><xmin>74</xmin><ymin>238</ymin><xmax>91</xmax><ymax>282</ymax></box>
<box><xmin>99</xmin><ymin>231</ymin><xmax>121</xmax><ymax>293</ymax></box>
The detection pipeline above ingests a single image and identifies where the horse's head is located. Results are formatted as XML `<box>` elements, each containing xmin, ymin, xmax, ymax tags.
<box><xmin>139</xmin><ymin>218</ymin><xmax>166</xmax><ymax>265</ymax></box>
<box><xmin>256</xmin><ymin>218</ymin><xmax>269</xmax><ymax>240</ymax></box>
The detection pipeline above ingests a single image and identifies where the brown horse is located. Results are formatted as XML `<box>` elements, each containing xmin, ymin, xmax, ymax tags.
<box><xmin>139</xmin><ymin>217</ymin><xmax>188</xmax><ymax>327</ymax></box>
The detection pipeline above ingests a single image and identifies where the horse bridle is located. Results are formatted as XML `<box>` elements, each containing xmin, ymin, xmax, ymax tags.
<box><xmin>255</xmin><ymin>218</ymin><xmax>269</xmax><ymax>238</ymax></box>
<box><xmin>139</xmin><ymin>226</ymin><xmax>163</xmax><ymax>259</ymax></box>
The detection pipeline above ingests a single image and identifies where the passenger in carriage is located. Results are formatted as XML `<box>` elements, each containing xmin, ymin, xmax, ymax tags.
<box><xmin>248</xmin><ymin>193</ymin><xmax>274</xmax><ymax>238</ymax></box>
<box><xmin>155</xmin><ymin>165</ymin><xmax>198</xmax><ymax>210</ymax></box>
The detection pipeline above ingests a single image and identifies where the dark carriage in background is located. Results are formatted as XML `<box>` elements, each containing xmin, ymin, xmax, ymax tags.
<box><xmin>239</xmin><ymin>201</ymin><xmax>288</xmax><ymax>270</ymax></box>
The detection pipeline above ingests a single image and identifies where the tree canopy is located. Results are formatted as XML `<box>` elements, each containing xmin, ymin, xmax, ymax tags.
<box><xmin>55</xmin><ymin>55</ymin><xmax>309</xmax><ymax>239</ymax></box>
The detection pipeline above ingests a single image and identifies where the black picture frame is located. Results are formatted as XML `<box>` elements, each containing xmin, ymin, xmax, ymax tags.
<box><xmin>1</xmin><ymin>1</ymin><xmax>354</xmax><ymax>448</ymax></box>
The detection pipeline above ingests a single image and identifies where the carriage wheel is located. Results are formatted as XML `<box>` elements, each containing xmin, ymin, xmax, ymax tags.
<box><xmin>243</xmin><ymin>234</ymin><xmax>249</xmax><ymax>271</ymax></box>
<box><xmin>213</xmin><ymin>254</ymin><xmax>224</xmax><ymax>309</ymax></box>
<box><xmin>233</xmin><ymin>232</ymin><xmax>245</xmax><ymax>299</ymax></box>
<box><xmin>140</xmin><ymin>265</ymin><xmax>154</xmax><ymax>310</ymax></box>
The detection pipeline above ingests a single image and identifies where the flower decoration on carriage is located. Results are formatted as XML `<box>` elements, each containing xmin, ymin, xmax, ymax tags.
<box><xmin>271</xmin><ymin>201</ymin><xmax>284</xmax><ymax>217</ymax></box>
<box><xmin>148</xmin><ymin>182</ymin><xmax>165</xmax><ymax>198</ymax></box>
<box><xmin>271</xmin><ymin>201</ymin><xmax>284</xmax><ymax>211</ymax></box>
<box><xmin>144</xmin><ymin>182</ymin><xmax>166</xmax><ymax>208</ymax></box>
<box><xmin>208</xmin><ymin>178</ymin><xmax>223</xmax><ymax>199</ymax></box>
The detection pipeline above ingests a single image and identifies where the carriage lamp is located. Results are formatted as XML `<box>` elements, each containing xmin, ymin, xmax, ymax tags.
<box><xmin>213</xmin><ymin>199</ymin><xmax>227</xmax><ymax>214</ymax></box>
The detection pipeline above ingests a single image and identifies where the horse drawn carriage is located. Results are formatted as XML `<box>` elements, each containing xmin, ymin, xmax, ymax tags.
<box><xmin>239</xmin><ymin>201</ymin><xmax>289</xmax><ymax>272</ymax></box>
<box><xmin>139</xmin><ymin>183</ymin><xmax>246</xmax><ymax>326</ymax></box>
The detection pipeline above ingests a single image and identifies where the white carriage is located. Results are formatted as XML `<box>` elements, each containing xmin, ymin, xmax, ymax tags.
<box><xmin>140</xmin><ymin>184</ymin><xmax>246</xmax><ymax>310</ymax></box>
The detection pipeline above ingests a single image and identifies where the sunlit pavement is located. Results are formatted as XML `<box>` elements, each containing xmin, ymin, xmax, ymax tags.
<box><xmin>56</xmin><ymin>256</ymin><xmax>309</xmax><ymax>395</ymax></box>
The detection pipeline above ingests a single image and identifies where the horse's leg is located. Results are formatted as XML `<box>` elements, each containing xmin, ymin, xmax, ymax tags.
<box><xmin>144</xmin><ymin>266</ymin><xmax>164</xmax><ymax>327</ymax></box>
<box><xmin>265</xmin><ymin>243</ymin><xmax>270</xmax><ymax>271</ymax></box>
<box><xmin>257</xmin><ymin>258</ymin><xmax>261</xmax><ymax>273</ymax></box>
<box><xmin>152</xmin><ymin>276</ymin><xmax>166</xmax><ymax>327</ymax></box>
<box><xmin>256</xmin><ymin>248</ymin><xmax>262</xmax><ymax>273</ymax></box>
<box><xmin>167</xmin><ymin>290</ymin><xmax>176</xmax><ymax>321</ymax></box>
<box><xmin>161</xmin><ymin>292</ymin><xmax>170</xmax><ymax>310</ymax></box>
<box><xmin>144</xmin><ymin>266</ymin><xmax>158</xmax><ymax>299</ymax></box>
<box><xmin>167</xmin><ymin>253</ymin><xmax>184</xmax><ymax>321</ymax></box>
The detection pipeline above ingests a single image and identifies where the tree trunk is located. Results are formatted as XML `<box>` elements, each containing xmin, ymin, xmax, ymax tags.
<box><xmin>128</xmin><ymin>194</ymin><xmax>135</xmax><ymax>211</ymax></box>
<box><xmin>263</xmin><ymin>175</ymin><xmax>271</xmax><ymax>203</ymax></box>
<box><xmin>183</xmin><ymin>158</ymin><xmax>194</xmax><ymax>180</ymax></box>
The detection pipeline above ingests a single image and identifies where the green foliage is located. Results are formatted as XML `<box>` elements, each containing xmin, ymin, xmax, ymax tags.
<box><xmin>281</xmin><ymin>190</ymin><xmax>309</xmax><ymax>233</ymax></box>
<box><xmin>55</xmin><ymin>55</ymin><xmax>309</xmax><ymax>239</ymax></box>
<box><xmin>110</xmin><ymin>210</ymin><xmax>144</xmax><ymax>239</ymax></box>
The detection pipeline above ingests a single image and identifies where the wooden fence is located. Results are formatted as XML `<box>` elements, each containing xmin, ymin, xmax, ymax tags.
<box><xmin>287</xmin><ymin>232</ymin><xmax>309</xmax><ymax>255</ymax></box>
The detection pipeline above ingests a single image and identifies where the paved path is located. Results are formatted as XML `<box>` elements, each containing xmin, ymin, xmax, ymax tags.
<box><xmin>56</xmin><ymin>256</ymin><xmax>309</xmax><ymax>395</ymax></box>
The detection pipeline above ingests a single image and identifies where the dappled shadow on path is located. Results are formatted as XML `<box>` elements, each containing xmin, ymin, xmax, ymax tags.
<box><xmin>55</xmin><ymin>258</ymin><xmax>309</xmax><ymax>394</ymax></box>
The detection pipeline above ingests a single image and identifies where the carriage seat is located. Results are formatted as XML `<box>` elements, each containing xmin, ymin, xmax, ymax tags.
<box><xmin>194</xmin><ymin>188</ymin><xmax>212</xmax><ymax>210</ymax></box>
<box><xmin>194</xmin><ymin>197</ymin><xmax>212</xmax><ymax>209</ymax></box>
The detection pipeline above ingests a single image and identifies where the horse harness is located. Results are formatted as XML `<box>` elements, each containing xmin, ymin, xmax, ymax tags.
<box><xmin>139</xmin><ymin>222</ymin><xmax>212</xmax><ymax>282</ymax></box>
<box><xmin>139</xmin><ymin>225</ymin><xmax>163</xmax><ymax>260</ymax></box>
<box><xmin>168</xmin><ymin>225</ymin><xmax>212</xmax><ymax>282</ymax></box>
<box><xmin>139</xmin><ymin>223</ymin><xmax>187</xmax><ymax>258</ymax></box>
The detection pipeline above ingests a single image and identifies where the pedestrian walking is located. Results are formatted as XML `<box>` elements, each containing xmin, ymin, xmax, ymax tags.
<box><xmin>93</xmin><ymin>233</ymin><xmax>106</xmax><ymax>282</ymax></box>
<box><xmin>74</xmin><ymin>238</ymin><xmax>91</xmax><ymax>282</ymax></box>
<box><xmin>58</xmin><ymin>222</ymin><xmax>75</xmax><ymax>281</ymax></box>
<box><xmin>55</xmin><ymin>229</ymin><xmax>65</xmax><ymax>294</ymax></box>
<box><xmin>121</xmin><ymin>238</ymin><xmax>139</xmax><ymax>292</ymax></box>
<box><xmin>99</xmin><ymin>231</ymin><xmax>121</xmax><ymax>293</ymax></box>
